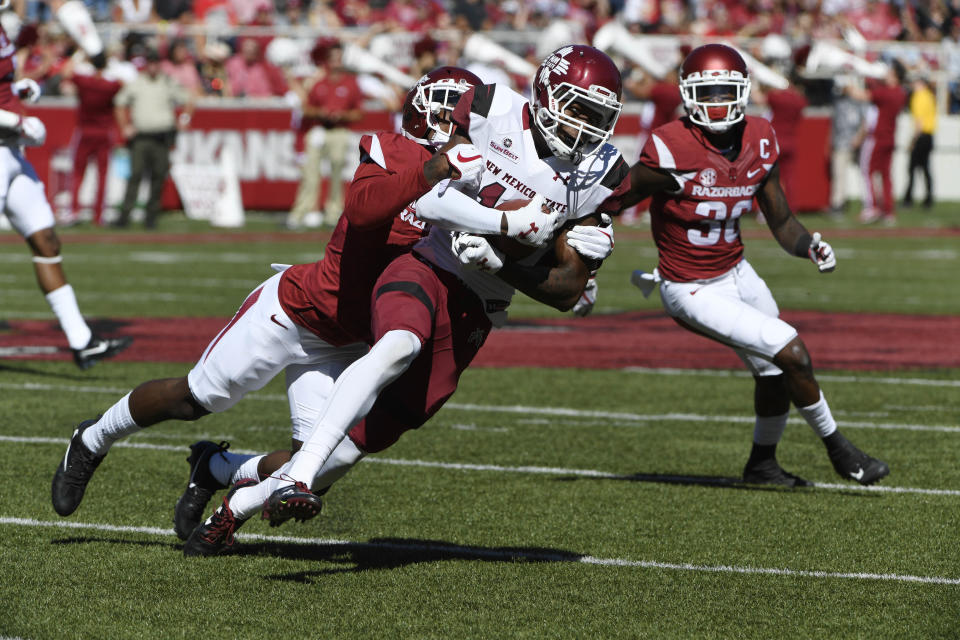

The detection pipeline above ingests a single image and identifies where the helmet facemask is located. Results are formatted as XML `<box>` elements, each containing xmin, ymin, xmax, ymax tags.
<box><xmin>680</xmin><ymin>69</ymin><xmax>750</xmax><ymax>133</ymax></box>
<box><xmin>413</xmin><ymin>79</ymin><xmax>470</xmax><ymax>147</ymax></box>
<box><xmin>534</xmin><ymin>80</ymin><xmax>622</xmax><ymax>163</ymax></box>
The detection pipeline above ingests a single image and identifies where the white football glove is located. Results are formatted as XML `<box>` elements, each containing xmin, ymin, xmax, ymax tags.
<box><xmin>808</xmin><ymin>232</ymin><xmax>836</xmax><ymax>273</ymax></box>
<box><xmin>506</xmin><ymin>194</ymin><xmax>564</xmax><ymax>247</ymax></box>
<box><xmin>12</xmin><ymin>78</ymin><xmax>41</xmax><ymax>104</ymax></box>
<box><xmin>566</xmin><ymin>214</ymin><xmax>615</xmax><ymax>261</ymax></box>
<box><xmin>571</xmin><ymin>276</ymin><xmax>598</xmax><ymax>317</ymax></box>
<box><xmin>443</xmin><ymin>143</ymin><xmax>484</xmax><ymax>192</ymax></box>
<box><xmin>452</xmin><ymin>233</ymin><xmax>504</xmax><ymax>274</ymax></box>
<box><xmin>19</xmin><ymin>116</ymin><xmax>46</xmax><ymax>147</ymax></box>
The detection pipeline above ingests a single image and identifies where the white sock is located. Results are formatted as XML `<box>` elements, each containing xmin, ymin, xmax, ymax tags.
<box><xmin>45</xmin><ymin>284</ymin><xmax>92</xmax><ymax>349</ymax></box>
<box><xmin>227</xmin><ymin>475</ymin><xmax>276</xmax><ymax>520</ymax></box>
<box><xmin>230</xmin><ymin>454</ymin><xmax>265</xmax><ymax>486</ymax></box>
<box><xmin>752</xmin><ymin>412</ymin><xmax>789</xmax><ymax>446</ymax></box>
<box><xmin>797</xmin><ymin>391</ymin><xmax>837</xmax><ymax>438</ymax></box>
<box><xmin>226</xmin><ymin>439</ymin><xmax>365</xmax><ymax>521</ymax></box>
<box><xmin>81</xmin><ymin>392</ymin><xmax>139</xmax><ymax>455</ymax></box>
<box><xmin>313</xmin><ymin>436</ymin><xmax>365</xmax><ymax>492</ymax></box>
<box><xmin>206</xmin><ymin>450</ymin><xmax>260</xmax><ymax>486</ymax></box>
<box><xmin>286</xmin><ymin>329</ymin><xmax>420</xmax><ymax>486</ymax></box>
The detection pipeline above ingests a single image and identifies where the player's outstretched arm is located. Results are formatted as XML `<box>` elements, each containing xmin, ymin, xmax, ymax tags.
<box><xmin>618</xmin><ymin>162</ymin><xmax>678</xmax><ymax>210</ymax></box>
<box><xmin>756</xmin><ymin>163</ymin><xmax>837</xmax><ymax>272</ymax></box>
<box><xmin>757</xmin><ymin>163</ymin><xmax>813</xmax><ymax>254</ymax></box>
<box><xmin>344</xmin><ymin>136</ymin><xmax>469</xmax><ymax>229</ymax></box>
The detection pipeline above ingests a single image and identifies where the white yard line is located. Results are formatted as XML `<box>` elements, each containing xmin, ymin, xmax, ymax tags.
<box><xmin>623</xmin><ymin>367</ymin><xmax>960</xmax><ymax>388</ymax></box>
<box><xmin>0</xmin><ymin>379</ymin><xmax>955</xmax><ymax>433</ymax></box>
<box><xmin>1</xmin><ymin>516</ymin><xmax>956</xmax><ymax>586</ymax></box>
<box><xmin>5</xmin><ymin>435</ymin><xmax>959</xmax><ymax>497</ymax></box>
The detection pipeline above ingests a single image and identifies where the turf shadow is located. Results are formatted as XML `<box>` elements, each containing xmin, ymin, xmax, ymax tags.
<box><xmin>247</xmin><ymin>537</ymin><xmax>584</xmax><ymax>582</ymax></box>
<box><xmin>564</xmin><ymin>471</ymin><xmax>886</xmax><ymax>496</ymax></box>
<box><xmin>560</xmin><ymin>471</ymin><xmax>819</xmax><ymax>493</ymax></box>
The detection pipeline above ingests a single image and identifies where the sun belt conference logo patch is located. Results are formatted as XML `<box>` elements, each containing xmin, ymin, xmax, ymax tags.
<box><xmin>698</xmin><ymin>168</ymin><xmax>717</xmax><ymax>187</ymax></box>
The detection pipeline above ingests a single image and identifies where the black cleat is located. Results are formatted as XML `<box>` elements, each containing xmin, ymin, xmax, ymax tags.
<box><xmin>173</xmin><ymin>440</ymin><xmax>230</xmax><ymax>541</ymax></box>
<box><xmin>826</xmin><ymin>433</ymin><xmax>890</xmax><ymax>486</ymax></box>
<box><xmin>51</xmin><ymin>418</ymin><xmax>105</xmax><ymax>516</ymax></box>
<box><xmin>262</xmin><ymin>482</ymin><xmax>322</xmax><ymax>528</ymax></box>
<box><xmin>73</xmin><ymin>334</ymin><xmax>134</xmax><ymax>370</ymax></box>
<box><xmin>182</xmin><ymin>479</ymin><xmax>256</xmax><ymax>557</ymax></box>
<box><xmin>742</xmin><ymin>457</ymin><xmax>811</xmax><ymax>488</ymax></box>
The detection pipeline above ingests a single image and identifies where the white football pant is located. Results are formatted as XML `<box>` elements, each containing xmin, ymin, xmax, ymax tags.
<box><xmin>0</xmin><ymin>144</ymin><xmax>56</xmax><ymax>238</ymax></box>
<box><xmin>658</xmin><ymin>258</ymin><xmax>797</xmax><ymax>377</ymax></box>
<box><xmin>187</xmin><ymin>271</ymin><xmax>368</xmax><ymax>440</ymax></box>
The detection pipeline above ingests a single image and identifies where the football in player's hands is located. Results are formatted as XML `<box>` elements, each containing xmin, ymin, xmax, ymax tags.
<box><xmin>492</xmin><ymin>197</ymin><xmax>541</xmax><ymax>259</ymax></box>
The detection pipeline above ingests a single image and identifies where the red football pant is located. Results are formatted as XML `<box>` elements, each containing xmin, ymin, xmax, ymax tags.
<box><xmin>347</xmin><ymin>252</ymin><xmax>491</xmax><ymax>453</ymax></box>
<box><xmin>72</xmin><ymin>132</ymin><xmax>112</xmax><ymax>224</ymax></box>
<box><xmin>861</xmin><ymin>139</ymin><xmax>895</xmax><ymax>215</ymax></box>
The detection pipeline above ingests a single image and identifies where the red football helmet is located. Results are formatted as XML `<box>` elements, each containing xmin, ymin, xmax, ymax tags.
<box><xmin>679</xmin><ymin>44</ymin><xmax>751</xmax><ymax>133</ymax></box>
<box><xmin>402</xmin><ymin>66</ymin><xmax>482</xmax><ymax>148</ymax></box>
<box><xmin>531</xmin><ymin>45</ymin><xmax>623</xmax><ymax>162</ymax></box>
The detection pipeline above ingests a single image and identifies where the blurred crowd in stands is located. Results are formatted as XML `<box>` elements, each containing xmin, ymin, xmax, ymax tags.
<box><xmin>10</xmin><ymin>0</ymin><xmax>960</xmax><ymax>113</ymax></box>
<box><xmin>20</xmin><ymin>0</ymin><xmax>960</xmax><ymax>43</ymax></box>
<box><xmin>8</xmin><ymin>0</ymin><xmax>950</xmax><ymax>225</ymax></box>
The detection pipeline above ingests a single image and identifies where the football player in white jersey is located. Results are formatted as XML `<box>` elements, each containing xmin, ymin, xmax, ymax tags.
<box><xmin>0</xmin><ymin>17</ymin><xmax>131</xmax><ymax>368</ymax></box>
<box><xmin>622</xmin><ymin>44</ymin><xmax>888</xmax><ymax>487</ymax></box>
<box><xmin>179</xmin><ymin>45</ymin><xmax>628</xmax><ymax>553</ymax></box>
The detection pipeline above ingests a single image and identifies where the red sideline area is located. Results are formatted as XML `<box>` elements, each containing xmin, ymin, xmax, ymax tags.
<box><xmin>1</xmin><ymin>311</ymin><xmax>957</xmax><ymax>371</ymax></box>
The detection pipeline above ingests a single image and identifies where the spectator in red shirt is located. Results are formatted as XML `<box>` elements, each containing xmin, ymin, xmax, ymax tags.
<box><xmin>62</xmin><ymin>54</ymin><xmax>123</xmax><ymax>226</ymax></box>
<box><xmin>224</xmin><ymin>38</ymin><xmax>286</xmax><ymax>97</ymax></box>
<box><xmin>286</xmin><ymin>39</ymin><xmax>364</xmax><ymax>229</ymax></box>
<box><xmin>161</xmin><ymin>39</ymin><xmax>202</xmax><ymax>95</ymax></box>
<box><xmin>622</xmin><ymin>63</ymin><xmax>682</xmax><ymax>224</ymax></box>
<box><xmin>754</xmin><ymin>71</ymin><xmax>809</xmax><ymax>209</ymax></box>
<box><xmin>846</xmin><ymin>61</ymin><xmax>909</xmax><ymax>224</ymax></box>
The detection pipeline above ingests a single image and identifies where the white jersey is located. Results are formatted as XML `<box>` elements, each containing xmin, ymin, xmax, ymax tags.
<box><xmin>414</xmin><ymin>83</ymin><xmax>629</xmax><ymax>324</ymax></box>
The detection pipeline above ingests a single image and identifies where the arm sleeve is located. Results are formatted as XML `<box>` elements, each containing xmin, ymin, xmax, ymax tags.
<box><xmin>344</xmin><ymin>159</ymin><xmax>432</xmax><ymax>229</ymax></box>
<box><xmin>414</xmin><ymin>183</ymin><xmax>503</xmax><ymax>234</ymax></box>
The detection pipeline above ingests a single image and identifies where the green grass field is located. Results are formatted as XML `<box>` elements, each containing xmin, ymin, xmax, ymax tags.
<box><xmin>1</xmin><ymin>203</ymin><xmax>958</xmax><ymax>639</ymax></box>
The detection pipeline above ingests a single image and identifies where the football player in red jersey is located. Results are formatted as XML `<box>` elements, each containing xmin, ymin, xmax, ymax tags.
<box><xmin>51</xmin><ymin>66</ymin><xmax>611</xmax><ymax>545</ymax></box>
<box><xmin>0</xmin><ymin>19</ymin><xmax>131</xmax><ymax>368</ymax></box>
<box><xmin>622</xmin><ymin>44</ymin><xmax>888</xmax><ymax>487</ymax></box>
<box><xmin>180</xmin><ymin>45</ymin><xmax>628</xmax><ymax>551</ymax></box>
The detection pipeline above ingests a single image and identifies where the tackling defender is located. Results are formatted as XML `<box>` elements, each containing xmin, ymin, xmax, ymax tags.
<box><xmin>51</xmin><ymin>67</ymin><xmax>611</xmax><ymax>540</ymax></box>
<box><xmin>623</xmin><ymin>44</ymin><xmax>888</xmax><ymax>486</ymax></box>
<box><xmin>180</xmin><ymin>45</ymin><xmax>630</xmax><ymax>556</ymax></box>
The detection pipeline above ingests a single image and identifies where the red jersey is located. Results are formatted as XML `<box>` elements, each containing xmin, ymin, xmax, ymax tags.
<box><xmin>0</xmin><ymin>25</ymin><xmax>18</xmax><ymax>111</ymax></box>
<box><xmin>300</xmin><ymin>70</ymin><xmax>364</xmax><ymax>132</ymax></box>
<box><xmin>72</xmin><ymin>73</ymin><xmax>123</xmax><ymax>133</ymax></box>
<box><xmin>640</xmin><ymin>116</ymin><xmax>781</xmax><ymax>282</ymax></box>
<box><xmin>868</xmin><ymin>84</ymin><xmax>908</xmax><ymax>147</ymax></box>
<box><xmin>278</xmin><ymin>132</ymin><xmax>433</xmax><ymax>346</ymax></box>
<box><xmin>766</xmin><ymin>87</ymin><xmax>807</xmax><ymax>154</ymax></box>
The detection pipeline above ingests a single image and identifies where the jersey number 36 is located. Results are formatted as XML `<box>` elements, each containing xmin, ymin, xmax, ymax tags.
<box><xmin>689</xmin><ymin>199</ymin><xmax>752</xmax><ymax>246</ymax></box>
